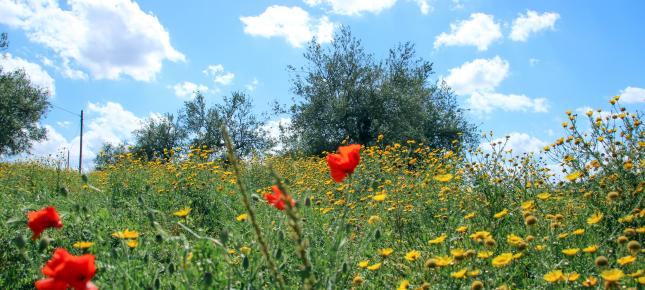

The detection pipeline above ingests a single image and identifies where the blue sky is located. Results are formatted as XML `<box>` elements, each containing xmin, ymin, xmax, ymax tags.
<box><xmin>1</xmin><ymin>0</ymin><xmax>644</xmax><ymax>168</ymax></box>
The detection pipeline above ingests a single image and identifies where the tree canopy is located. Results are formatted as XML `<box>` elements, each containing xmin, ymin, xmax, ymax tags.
<box><xmin>1</xmin><ymin>45</ymin><xmax>51</xmax><ymax>156</ymax></box>
<box><xmin>286</xmin><ymin>26</ymin><xmax>477</xmax><ymax>154</ymax></box>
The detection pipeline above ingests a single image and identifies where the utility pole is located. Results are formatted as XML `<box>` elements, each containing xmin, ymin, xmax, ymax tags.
<box><xmin>79</xmin><ymin>110</ymin><xmax>84</xmax><ymax>173</ymax></box>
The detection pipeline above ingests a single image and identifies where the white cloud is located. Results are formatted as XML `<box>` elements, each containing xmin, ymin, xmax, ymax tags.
<box><xmin>444</xmin><ymin>56</ymin><xmax>509</xmax><ymax>95</ymax></box>
<box><xmin>468</xmin><ymin>92</ymin><xmax>548</xmax><ymax>114</ymax></box>
<box><xmin>214</xmin><ymin>72</ymin><xmax>235</xmax><ymax>86</ymax></box>
<box><xmin>304</xmin><ymin>0</ymin><xmax>397</xmax><ymax>16</ymax></box>
<box><xmin>240</xmin><ymin>5</ymin><xmax>336</xmax><ymax>47</ymax></box>
<box><xmin>57</xmin><ymin>121</ymin><xmax>71</xmax><ymax>128</ymax></box>
<box><xmin>0</xmin><ymin>0</ymin><xmax>184</xmax><ymax>81</ymax></box>
<box><xmin>510</xmin><ymin>10</ymin><xmax>560</xmax><ymax>42</ymax></box>
<box><xmin>171</xmin><ymin>81</ymin><xmax>209</xmax><ymax>99</ymax></box>
<box><xmin>445</xmin><ymin>56</ymin><xmax>549</xmax><ymax>114</ymax></box>
<box><xmin>618</xmin><ymin>86</ymin><xmax>645</xmax><ymax>103</ymax></box>
<box><xmin>245</xmin><ymin>78</ymin><xmax>260</xmax><ymax>91</ymax></box>
<box><xmin>203</xmin><ymin>64</ymin><xmax>235</xmax><ymax>86</ymax></box>
<box><xmin>262</xmin><ymin>118</ymin><xmax>292</xmax><ymax>152</ymax></box>
<box><xmin>480</xmin><ymin>132</ymin><xmax>548</xmax><ymax>154</ymax></box>
<box><xmin>434</xmin><ymin>13</ymin><xmax>502</xmax><ymax>51</ymax></box>
<box><xmin>30</xmin><ymin>101</ymin><xmax>145</xmax><ymax>171</ymax></box>
<box><xmin>1</xmin><ymin>53</ymin><xmax>55</xmax><ymax>96</ymax></box>
<box><xmin>412</xmin><ymin>0</ymin><xmax>432</xmax><ymax>14</ymax></box>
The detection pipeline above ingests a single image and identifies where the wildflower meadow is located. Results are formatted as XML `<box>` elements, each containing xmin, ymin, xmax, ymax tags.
<box><xmin>1</xmin><ymin>97</ymin><xmax>643</xmax><ymax>289</ymax></box>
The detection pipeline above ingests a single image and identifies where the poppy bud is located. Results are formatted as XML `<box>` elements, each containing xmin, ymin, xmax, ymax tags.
<box><xmin>204</xmin><ymin>272</ymin><xmax>213</xmax><ymax>286</ymax></box>
<box><xmin>275</xmin><ymin>248</ymin><xmax>283</xmax><ymax>259</ymax></box>
<box><xmin>154</xmin><ymin>278</ymin><xmax>160</xmax><ymax>289</ymax></box>
<box><xmin>58</xmin><ymin>187</ymin><xmax>69</xmax><ymax>197</ymax></box>
<box><xmin>38</xmin><ymin>237</ymin><xmax>51</xmax><ymax>252</ymax></box>
<box><xmin>219</xmin><ymin>231</ymin><xmax>229</xmax><ymax>245</ymax></box>
<box><xmin>81</xmin><ymin>174</ymin><xmax>88</xmax><ymax>183</ymax></box>
<box><xmin>305</xmin><ymin>196</ymin><xmax>311</xmax><ymax>207</ymax></box>
<box><xmin>242</xmin><ymin>256</ymin><xmax>249</xmax><ymax>269</ymax></box>
<box><xmin>14</xmin><ymin>235</ymin><xmax>26</xmax><ymax>249</ymax></box>
<box><xmin>374</xmin><ymin>229</ymin><xmax>381</xmax><ymax>240</ymax></box>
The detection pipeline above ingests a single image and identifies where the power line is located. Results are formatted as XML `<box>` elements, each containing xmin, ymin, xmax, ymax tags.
<box><xmin>51</xmin><ymin>102</ymin><xmax>80</xmax><ymax>117</ymax></box>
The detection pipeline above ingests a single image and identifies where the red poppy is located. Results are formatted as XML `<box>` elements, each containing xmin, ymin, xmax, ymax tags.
<box><xmin>326</xmin><ymin>144</ymin><xmax>361</xmax><ymax>183</ymax></box>
<box><xmin>28</xmin><ymin>206</ymin><xmax>63</xmax><ymax>240</ymax></box>
<box><xmin>264</xmin><ymin>185</ymin><xmax>296</xmax><ymax>210</ymax></box>
<box><xmin>35</xmin><ymin>248</ymin><xmax>97</xmax><ymax>290</ymax></box>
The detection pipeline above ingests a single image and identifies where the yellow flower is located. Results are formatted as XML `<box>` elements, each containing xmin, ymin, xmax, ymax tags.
<box><xmin>468</xmin><ymin>269</ymin><xmax>481</xmax><ymax>277</ymax></box>
<box><xmin>470</xmin><ymin>231</ymin><xmax>492</xmax><ymax>243</ymax></box>
<box><xmin>566</xmin><ymin>171</ymin><xmax>582</xmax><ymax>181</ymax></box>
<box><xmin>368</xmin><ymin>215</ymin><xmax>381</xmax><ymax>225</ymax></box>
<box><xmin>566</xmin><ymin>272</ymin><xmax>580</xmax><ymax>281</ymax></box>
<box><xmin>127</xmin><ymin>239</ymin><xmax>138</xmax><ymax>248</ymax></box>
<box><xmin>450</xmin><ymin>268</ymin><xmax>467</xmax><ymax>279</ymax></box>
<box><xmin>378</xmin><ymin>248</ymin><xmax>394</xmax><ymax>257</ymax></box>
<box><xmin>491</xmin><ymin>253</ymin><xmax>514</xmax><ymax>267</ymax></box>
<box><xmin>581</xmin><ymin>276</ymin><xmax>597</xmax><ymax>287</ymax></box>
<box><xmin>428</xmin><ymin>234</ymin><xmax>447</xmax><ymax>245</ymax></box>
<box><xmin>434</xmin><ymin>256</ymin><xmax>454</xmax><ymax>267</ymax></box>
<box><xmin>638</xmin><ymin>276</ymin><xmax>645</xmax><ymax>285</ymax></box>
<box><xmin>352</xmin><ymin>274</ymin><xmax>364</xmax><ymax>285</ymax></box>
<box><xmin>173</xmin><ymin>207</ymin><xmax>192</xmax><ymax>218</ymax></box>
<box><xmin>240</xmin><ymin>246</ymin><xmax>251</xmax><ymax>255</ymax></box>
<box><xmin>562</xmin><ymin>248</ymin><xmax>580</xmax><ymax>256</ymax></box>
<box><xmin>397</xmin><ymin>280</ymin><xmax>410</xmax><ymax>290</ymax></box>
<box><xmin>543</xmin><ymin>270</ymin><xmax>565</xmax><ymax>283</ymax></box>
<box><xmin>627</xmin><ymin>270</ymin><xmax>643</xmax><ymax>278</ymax></box>
<box><xmin>405</xmin><ymin>250</ymin><xmax>421</xmax><ymax>262</ymax></box>
<box><xmin>433</xmin><ymin>173</ymin><xmax>453</xmax><ymax>182</ymax></box>
<box><xmin>72</xmin><ymin>241</ymin><xmax>94</xmax><ymax>249</ymax></box>
<box><xmin>494</xmin><ymin>209</ymin><xmax>509</xmax><ymax>219</ymax></box>
<box><xmin>112</xmin><ymin>229</ymin><xmax>139</xmax><ymax>239</ymax></box>
<box><xmin>455</xmin><ymin>226</ymin><xmax>468</xmax><ymax>233</ymax></box>
<box><xmin>450</xmin><ymin>248</ymin><xmax>465</xmax><ymax>259</ymax></box>
<box><xmin>582</xmin><ymin>245</ymin><xmax>598</xmax><ymax>253</ymax></box>
<box><xmin>572</xmin><ymin>229</ymin><xmax>585</xmax><ymax>235</ymax></box>
<box><xmin>464</xmin><ymin>212</ymin><xmax>476</xmax><ymax>219</ymax></box>
<box><xmin>617</xmin><ymin>255</ymin><xmax>636</xmax><ymax>266</ymax></box>
<box><xmin>372</xmin><ymin>194</ymin><xmax>387</xmax><ymax>202</ymax></box>
<box><xmin>506</xmin><ymin>234</ymin><xmax>524</xmax><ymax>246</ymax></box>
<box><xmin>600</xmin><ymin>269</ymin><xmax>624</xmax><ymax>282</ymax></box>
<box><xmin>236</xmin><ymin>213</ymin><xmax>248</xmax><ymax>222</ymax></box>
<box><xmin>477</xmin><ymin>251</ymin><xmax>493</xmax><ymax>259</ymax></box>
<box><xmin>358</xmin><ymin>260</ymin><xmax>369</xmax><ymax>269</ymax></box>
<box><xmin>537</xmin><ymin>192</ymin><xmax>551</xmax><ymax>200</ymax></box>
<box><xmin>535</xmin><ymin>245</ymin><xmax>545</xmax><ymax>251</ymax></box>
<box><xmin>367</xmin><ymin>262</ymin><xmax>382</xmax><ymax>271</ymax></box>
<box><xmin>587</xmin><ymin>212</ymin><xmax>603</xmax><ymax>225</ymax></box>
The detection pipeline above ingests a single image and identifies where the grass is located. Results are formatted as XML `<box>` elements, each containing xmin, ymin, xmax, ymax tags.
<box><xmin>1</xmin><ymin>98</ymin><xmax>643</xmax><ymax>289</ymax></box>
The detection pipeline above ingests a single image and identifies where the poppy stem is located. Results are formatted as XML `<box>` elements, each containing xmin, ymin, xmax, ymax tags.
<box><xmin>269</xmin><ymin>166</ymin><xmax>317</xmax><ymax>289</ymax></box>
<box><xmin>222</xmin><ymin>125</ymin><xmax>285</xmax><ymax>288</ymax></box>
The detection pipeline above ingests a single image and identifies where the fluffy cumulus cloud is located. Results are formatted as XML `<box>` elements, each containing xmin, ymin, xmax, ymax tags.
<box><xmin>445</xmin><ymin>56</ymin><xmax>548</xmax><ymax>114</ymax></box>
<box><xmin>1</xmin><ymin>53</ymin><xmax>56</xmax><ymax>96</ymax></box>
<box><xmin>618</xmin><ymin>86</ymin><xmax>645</xmax><ymax>103</ymax></box>
<box><xmin>304</xmin><ymin>0</ymin><xmax>397</xmax><ymax>16</ymax></box>
<box><xmin>171</xmin><ymin>81</ymin><xmax>209</xmax><ymax>99</ymax></box>
<box><xmin>240</xmin><ymin>5</ymin><xmax>335</xmax><ymax>47</ymax></box>
<box><xmin>0</xmin><ymin>0</ymin><xmax>184</xmax><ymax>81</ymax></box>
<box><xmin>262</xmin><ymin>117</ymin><xmax>292</xmax><ymax>152</ymax></box>
<box><xmin>412</xmin><ymin>0</ymin><xmax>432</xmax><ymax>15</ymax></box>
<box><xmin>434</xmin><ymin>13</ymin><xmax>502</xmax><ymax>51</ymax></box>
<box><xmin>203</xmin><ymin>64</ymin><xmax>235</xmax><ymax>86</ymax></box>
<box><xmin>480</xmin><ymin>132</ymin><xmax>548</xmax><ymax>154</ymax></box>
<box><xmin>245</xmin><ymin>78</ymin><xmax>260</xmax><ymax>91</ymax></box>
<box><xmin>510</xmin><ymin>10</ymin><xmax>560</xmax><ymax>42</ymax></box>
<box><xmin>468</xmin><ymin>92</ymin><xmax>548</xmax><ymax>114</ymax></box>
<box><xmin>30</xmin><ymin>102</ymin><xmax>145</xmax><ymax>170</ymax></box>
<box><xmin>444</xmin><ymin>56</ymin><xmax>508</xmax><ymax>95</ymax></box>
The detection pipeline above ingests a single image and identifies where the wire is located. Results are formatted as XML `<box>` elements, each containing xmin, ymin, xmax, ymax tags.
<box><xmin>51</xmin><ymin>103</ymin><xmax>80</xmax><ymax>117</ymax></box>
